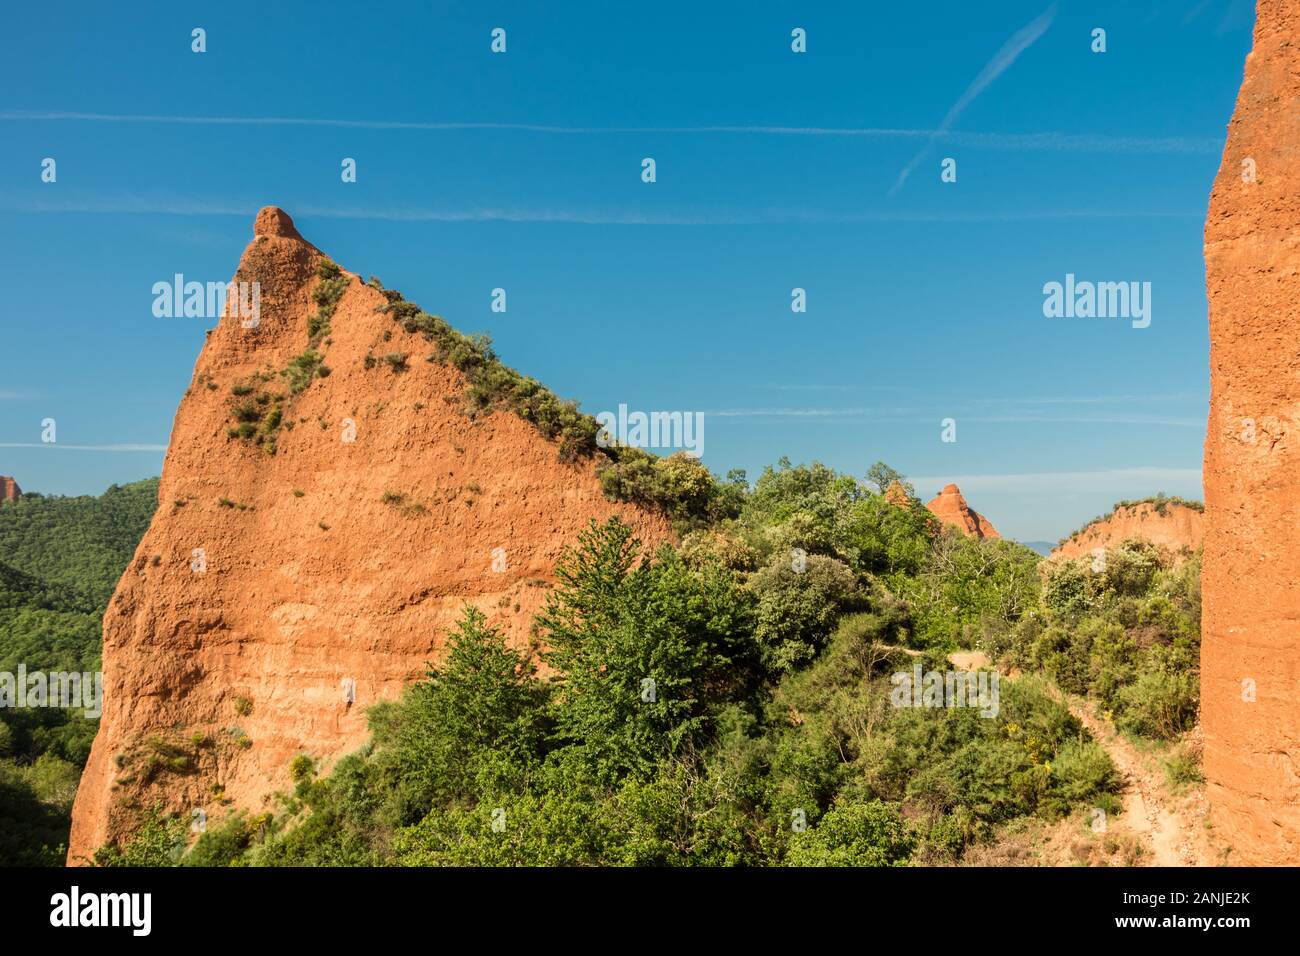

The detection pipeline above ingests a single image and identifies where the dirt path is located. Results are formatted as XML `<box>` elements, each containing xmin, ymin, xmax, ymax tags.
<box><xmin>945</xmin><ymin>651</ymin><xmax>1213</xmax><ymax>866</ymax></box>
<box><xmin>1065</xmin><ymin>697</ymin><xmax>1209</xmax><ymax>867</ymax></box>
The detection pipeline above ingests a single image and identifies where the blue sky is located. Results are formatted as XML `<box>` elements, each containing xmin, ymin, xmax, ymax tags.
<box><xmin>0</xmin><ymin>0</ymin><xmax>1254</xmax><ymax>540</ymax></box>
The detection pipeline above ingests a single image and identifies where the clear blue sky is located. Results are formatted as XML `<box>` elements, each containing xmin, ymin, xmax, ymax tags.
<box><xmin>0</xmin><ymin>0</ymin><xmax>1254</xmax><ymax>541</ymax></box>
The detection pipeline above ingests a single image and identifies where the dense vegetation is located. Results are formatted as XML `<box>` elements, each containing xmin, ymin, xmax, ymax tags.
<box><xmin>993</xmin><ymin>542</ymin><xmax>1201</xmax><ymax>745</ymax></box>
<box><xmin>0</xmin><ymin>479</ymin><xmax>157</xmax><ymax>865</ymax></box>
<box><xmin>0</xmin><ymin>462</ymin><xmax>1204</xmax><ymax>868</ymax></box>
<box><xmin>0</xmin><ymin>479</ymin><xmax>158</xmax><ymax>606</ymax></box>
<box><xmin>102</xmin><ymin>459</ymin><xmax>1206</xmax><ymax>869</ymax></box>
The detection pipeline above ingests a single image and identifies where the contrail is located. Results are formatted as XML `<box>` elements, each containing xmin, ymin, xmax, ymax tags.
<box><xmin>0</xmin><ymin>109</ymin><xmax>1216</xmax><ymax>154</ymax></box>
<box><xmin>0</xmin><ymin>195</ymin><xmax>1201</xmax><ymax>225</ymax></box>
<box><xmin>891</xmin><ymin>3</ymin><xmax>1059</xmax><ymax>195</ymax></box>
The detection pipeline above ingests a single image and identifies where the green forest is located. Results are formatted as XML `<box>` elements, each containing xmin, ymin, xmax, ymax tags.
<box><xmin>82</xmin><ymin>460</ymin><xmax>1200</xmax><ymax>868</ymax></box>
<box><xmin>0</xmin><ymin>479</ymin><xmax>158</xmax><ymax>865</ymax></box>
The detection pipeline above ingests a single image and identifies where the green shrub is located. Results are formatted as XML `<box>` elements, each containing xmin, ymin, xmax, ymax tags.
<box><xmin>184</xmin><ymin>813</ymin><xmax>257</xmax><ymax>867</ymax></box>
<box><xmin>596</xmin><ymin>449</ymin><xmax>733</xmax><ymax>528</ymax></box>
<box><xmin>93</xmin><ymin>805</ymin><xmax>184</xmax><ymax>867</ymax></box>
<box><xmin>1116</xmin><ymin>670</ymin><xmax>1198</xmax><ymax>740</ymax></box>
<box><xmin>1163</xmin><ymin>745</ymin><xmax>1204</xmax><ymax>792</ymax></box>
<box><xmin>393</xmin><ymin>790</ymin><xmax>610</xmax><ymax>867</ymax></box>
<box><xmin>786</xmin><ymin>799</ymin><xmax>914</xmax><ymax>866</ymax></box>
<box><xmin>289</xmin><ymin>755</ymin><xmax>315</xmax><ymax>784</ymax></box>
<box><xmin>283</xmin><ymin>350</ymin><xmax>326</xmax><ymax>394</ymax></box>
<box><xmin>1049</xmin><ymin>738</ymin><xmax>1119</xmax><ymax>810</ymax></box>
<box><xmin>748</xmin><ymin>553</ymin><xmax>865</xmax><ymax>674</ymax></box>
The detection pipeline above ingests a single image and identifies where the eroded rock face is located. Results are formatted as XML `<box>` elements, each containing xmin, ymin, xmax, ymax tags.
<box><xmin>1050</xmin><ymin>501</ymin><xmax>1203</xmax><ymax>562</ymax></box>
<box><xmin>0</xmin><ymin>476</ymin><xmax>19</xmax><ymax>503</ymax></box>
<box><xmin>67</xmin><ymin>208</ymin><xmax>671</xmax><ymax>862</ymax></box>
<box><xmin>1203</xmin><ymin>0</ymin><xmax>1300</xmax><ymax>865</ymax></box>
<box><xmin>924</xmin><ymin>483</ymin><xmax>1000</xmax><ymax>539</ymax></box>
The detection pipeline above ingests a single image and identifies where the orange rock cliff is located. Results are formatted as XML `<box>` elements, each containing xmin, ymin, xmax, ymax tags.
<box><xmin>66</xmin><ymin>207</ymin><xmax>672</xmax><ymax>863</ymax></box>
<box><xmin>1203</xmin><ymin>0</ymin><xmax>1300</xmax><ymax>865</ymax></box>
<box><xmin>924</xmin><ymin>483</ymin><xmax>1000</xmax><ymax>539</ymax></box>
<box><xmin>0</xmin><ymin>476</ymin><xmax>20</xmax><ymax>503</ymax></box>
<box><xmin>1050</xmin><ymin>500</ymin><xmax>1203</xmax><ymax>562</ymax></box>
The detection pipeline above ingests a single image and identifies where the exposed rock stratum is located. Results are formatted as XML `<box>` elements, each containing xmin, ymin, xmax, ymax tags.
<box><xmin>1203</xmin><ymin>0</ymin><xmax>1300</xmax><ymax>866</ymax></box>
<box><xmin>1050</xmin><ymin>501</ymin><xmax>1203</xmax><ymax>562</ymax></box>
<box><xmin>67</xmin><ymin>208</ymin><xmax>671</xmax><ymax>862</ymax></box>
<box><xmin>924</xmin><ymin>483</ymin><xmax>1000</xmax><ymax>539</ymax></box>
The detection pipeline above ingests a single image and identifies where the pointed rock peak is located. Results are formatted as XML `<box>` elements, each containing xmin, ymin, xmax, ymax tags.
<box><xmin>254</xmin><ymin>206</ymin><xmax>302</xmax><ymax>240</ymax></box>
<box><xmin>0</xmin><ymin>475</ymin><xmax>20</xmax><ymax>503</ymax></box>
<box><xmin>65</xmin><ymin>208</ymin><xmax>676</xmax><ymax>862</ymax></box>
<box><xmin>925</xmin><ymin>483</ymin><xmax>999</xmax><ymax>540</ymax></box>
<box><xmin>884</xmin><ymin>480</ymin><xmax>911</xmax><ymax>507</ymax></box>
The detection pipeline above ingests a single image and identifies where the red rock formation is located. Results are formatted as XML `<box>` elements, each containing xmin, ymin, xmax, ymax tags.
<box><xmin>924</xmin><ymin>483</ymin><xmax>1000</xmax><ymax>539</ymax></box>
<box><xmin>883</xmin><ymin>480</ymin><xmax>911</xmax><ymax>507</ymax></box>
<box><xmin>1050</xmin><ymin>500</ymin><xmax>1203</xmax><ymax>562</ymax></box>
<box><xmin>0</xmin><ymin>476</ymin><xmax>20</xmax><ymax>503</ymax></box>
<box><xmin>67</xmin><ymin>208</ymin><xmax>672</xmax><ymax>863</ymax></box>
<box><xmin>1203</xmin><ymin>0</ymin><xmax>1300</xmax><ymax>866</ymax></box>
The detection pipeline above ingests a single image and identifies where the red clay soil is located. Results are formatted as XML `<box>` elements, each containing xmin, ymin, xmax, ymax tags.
<box><xmin>1050</xmin><ymin>501</ymin><xmax>1203</xmax><ymax>562</ymax></box>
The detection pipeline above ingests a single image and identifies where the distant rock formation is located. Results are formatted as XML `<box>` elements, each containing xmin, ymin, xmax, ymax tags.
<box><xmin>67</xmin><ymin>208</ymin><xmax>672</xmax><ymax>863</ymax></box>
<box><xmin>0</xmin><ymin>476</ymin><xmax>20</xmax><ymax>503</ymax></box>
<box><xmin>883</xmin><ymin>480</ymin><xmax>911</xmax><ymax>507</ymax></box>
<box><xmin>1050</xmin><ymin>499</ymin><xmax>1203</xmax><ymax>562</ymax></box>
<box><xmin>924</xmin><ymin>483</ymin><xmax>1000</xmax><ymax>539</ymax></box>
<box><xmin>1203</xmin><ymin>0</ymin><xmax>1300</xmax><ymax>866</ymax></box>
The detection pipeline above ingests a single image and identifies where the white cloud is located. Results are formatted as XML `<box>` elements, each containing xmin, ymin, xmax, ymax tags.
<box><xmin>908</xmin><ymin>466</ymin><xmax>1202</xmax><ymax>496</ymax></box>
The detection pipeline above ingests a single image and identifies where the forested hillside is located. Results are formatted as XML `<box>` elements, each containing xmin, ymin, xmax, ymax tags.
<box><xmin>0</xmin><ymin>466</ymin><xmax>1202</xmax><ymax>868</ymax></box>
<box><xmin>0</xmin><ymin>478</ymin><xmax>158</xmax><ymax>865</ymax></box>
<box><xmin>99</xmin><ymin>460</ymin><xmax>1199</xmax><ymax>867</ymax></box>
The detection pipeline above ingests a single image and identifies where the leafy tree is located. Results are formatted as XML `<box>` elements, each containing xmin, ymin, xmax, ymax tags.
<box><xmin>748</xmin><ymin>553</ymin><xmax>866</xmax><ymax>674</ymax></box>
<box><xmin>374</xmin><ymin>605</ymin><xmax>549</xmax><ymax>822</ymax></box>
<box><xmin>902</xmin><ymin>532</ymin><xmax>1041</xmax><ymax>648</ymax></box>
<box><xmin>864</xmin><ymin>461</ymin><xmax>909</xmax><ymax>496</ymax></box>
<box><xmin>538</xmin><ymin>518</ymin><xmax>755</xmax><ymax>785</ymax></box>
<box><xmin>834</xmin><ymin>494</ymin><xmax>935</xmax><ymax>576</ymax></box>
